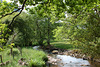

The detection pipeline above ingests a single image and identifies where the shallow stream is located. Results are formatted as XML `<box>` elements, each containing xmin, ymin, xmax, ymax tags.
<box><xmin>47</xmin><ymin>54</ymin><xmax>100</xmax><ymax>67</ymax></box>
<box><xmin>32</xmin><ymin>46</ymin><xmax>100</xmax><ymax>67</ymax></box>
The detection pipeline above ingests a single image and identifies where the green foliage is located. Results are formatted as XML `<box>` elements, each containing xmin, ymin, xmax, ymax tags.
<box><xmin>53</xmin><ymin>0</ymin><xmax>100</xmax><ymax>57</ymax></box>
<box><xmin>0</xmin><ymin>0</ymin><xmax>16</xmax><ymax>51</ymax></box>
<box><xmin>0</xmin><ymin>47</ymin><xmax>3</xmax><ymax>51</ymax></box>
<box><xmin>65</xmin><ymin>0</ymin><xmax>100</xmax><ymax>14</ymax></box>
<box><xmin>29</xmin><ymin>50</ymin><xmax>47</xmax><ymax>67</ymax></box>
<box><xmin>6</xmin><ymin>48</ymin><xmax>20</xmax><ymax>55</ymax></box>
<box><xmin>1</xmin><ymin>10</ymin><xmax>57</xmax><ymax>46</ymax></box>
<box><xmin>53</xmin><ymin>26</ymin><xmax>65</xmax><ymax>40</ymax></box>
<box><xmin>23</xmin><ymin>48</ymin><xmax>47</xmax><ymax>67</ymax></box>
<box><xmin>12</xmin><ymin>13</ymin><xmax>34</xmax><ymax>46</ymax></box>
<box><xmin>29</xmin><ymin>58</ymin><xmax>45</xmax><ymax>67</ymax></box>
<box><xmin>50</xmin><ymin>40</ymin><xmax>73</xmax><ymax>50</ymax></box>
<box><xmin>0</xmin><ymin>22</ymin><xmax>10</xmax><ymax>51</ymax></box>
<box><xmin>0</xmin><ymin>47</ymin><xmax>47</xmax><ymax>67</ymax></box>
<box><xmin>8</xmin><ymin>43</ymin><xmax>15</xmax><ymax>48</ymax></box>
<box><xmin>0</xmin><ymin>0</ymin><xmax>67</xmax><ymax>47</ymax></box>
<box><xmin>0</xmin><ymin>0</ymin><xmax>17</xmax><ymax>17</ymax></box>
<box><xmin>1</xmin><ymin>0</ymin><xmax>99</xmax><ymax>58</ymax></box>
<box><xmin>13</xmin><ymin>13</ymin><xmax>54</xmax><ymax>46</ymax></box>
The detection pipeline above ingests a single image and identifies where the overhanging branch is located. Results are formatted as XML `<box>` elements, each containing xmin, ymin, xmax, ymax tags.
<box><xmin>0</xmin><ymin>8</ymin><xmax>21</xmax><ymax>19</ymax></box>
<box><xmin>9</xmin><ymin>0</ymin><xmax>27</xmax><ymax>26</ymax></box>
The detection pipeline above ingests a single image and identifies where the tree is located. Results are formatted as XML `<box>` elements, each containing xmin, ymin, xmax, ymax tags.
<box><xmin>0</xmin><ymin>0</ymin><xmax>67</xmax><ymax>63</ymax></box>
<box><xmin>54</xmin><ymin>0</ymin><xmax>100</xmax><ymax>57</ymax></box>
<box><xmin>25</xmin><ymin>13</ymin><xmax>55</xmax><ymax>46</ymax></box>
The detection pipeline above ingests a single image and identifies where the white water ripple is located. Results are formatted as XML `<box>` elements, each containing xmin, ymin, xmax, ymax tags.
<box><xmin>56</xmin><ymin>55</ymin><xmax>90</xmax><ymax>67</ymax></box>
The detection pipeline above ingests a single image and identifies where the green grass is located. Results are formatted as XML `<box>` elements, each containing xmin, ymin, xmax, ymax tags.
<box><xmin>0</xmin><ymin>47</ymin><xmax>47</xmax><ymax>67</ymax></box>
<box><xmin>50</xmin><ymin>40</ymin><xmax>74</xmax><ymax>50</ymax></box>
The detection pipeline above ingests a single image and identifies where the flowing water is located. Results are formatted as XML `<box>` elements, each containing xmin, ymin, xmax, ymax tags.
<box><xmin>47</xmin><ymin>54</ymin><xmax>100</xmax><ymax>67</ymax></box>
<box><xmin>57</xmin><ymin>55</ymin><xmax>90</xmax><ymax>67</ymax></box>
<box><xmin>33</xmin><ymin>46</ymin><xmax>40</xmax><ymax>50</ymax></box>
<box><xmin>32</xmin><ymin>46</ymin><xmax>100</xmax><ymax>67</ymax></box>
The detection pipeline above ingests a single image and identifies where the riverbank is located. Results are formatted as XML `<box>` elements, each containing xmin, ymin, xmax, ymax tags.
<box><xmin>50</xmin><ymin>40</ymin><xmax>73</xmax><ymax>50</ymax></box>
<box><xmin>63</xmin><ymin>49</ymin><xmax>100</xmax><ymax>63</ymax></box>
<box><xmin>49</xmin><ymin>40</ymin><xmax>100</xmax><ymax>63</ymax></box>
<box><xmin>43</xmin><ymin>45</ymin><xmax>100</xmax><ymax>67</ymax></box>
<box><xmin>42</xmin><ymin>45</ymin><xmax>100</xmax><ymax>65</ymax></box>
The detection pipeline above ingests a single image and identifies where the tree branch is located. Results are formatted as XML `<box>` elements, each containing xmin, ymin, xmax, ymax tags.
<box><xmin>9</xmin><ymin>0</ymin><xmax>27</xmax><ymax>26</ymax></box>
<box><xmin>0</xmin><ymin>8</ymin><xmax>21</xmax><ymax>19</ymax></box>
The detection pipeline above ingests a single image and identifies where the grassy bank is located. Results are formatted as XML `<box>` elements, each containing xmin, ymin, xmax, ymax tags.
<box><xmin>0</xmin><ymin>47</ymin><xmax>47</xmax><ymax>67</ymax></box>
<box><xmin>50</xmin><ymin>40</ymin><xmax>74</xmax><ymax>50</ymax></box>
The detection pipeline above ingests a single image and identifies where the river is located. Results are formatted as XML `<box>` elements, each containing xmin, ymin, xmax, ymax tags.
<box><xmin>32</xmin><ymin>46</ymin><xmax>100</xmax><ymax>67</ymax></box>
<box><xmin>47</xmin><ymin>54</ymin><xmax>100</xmax><ymax>67</ymax></box>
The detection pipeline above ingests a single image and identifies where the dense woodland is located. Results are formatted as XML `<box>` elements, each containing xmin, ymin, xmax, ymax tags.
<box><xmin>0</xmin><ymin>0</ymin><xmax>100</xmax><ymax>67</ymax></box>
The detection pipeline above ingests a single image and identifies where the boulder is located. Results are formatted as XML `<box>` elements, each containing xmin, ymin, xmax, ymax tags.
<box><xmin>81</xmin><ymin>64</ymin><xmax>90</xmax><ymax>66</ymax></box>
<box><xmin>0</xmin><ymin>63</ymin><xmax>5</xmax><ymax>66</ymax></box>
<box><xmin>18</xmin><ymin>58</ymin><xmax>28</xmax><ymax>66</ymax></box>
<box><xmin>82</xmin><ymin>55</ymin><xmax>88</xmax><ymax>60</ymax></box>
<box><xmin>52</xmin><ymin>50</ymin><xmax>59</xmax><ymax>54</ymax></box>
<box><xmin>47</xmin><ymin>55</ymin><xmax>61</xmax><ymax>65</ymax></box>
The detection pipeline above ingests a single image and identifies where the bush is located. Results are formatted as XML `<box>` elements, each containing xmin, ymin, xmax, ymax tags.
<box><xmin>6</xmin><ymin>48</ymin><xmax>20</xmax><ymax>55</ymax></box>
<box><xmin>29</xmin><ymin>59</ymin><xmax>46</xmax><ymax>67</ymax></box>
<box><xmin>0</xmin><ymin>47</ymin><xmax>47</xmax><ymax>67</ymax></box>
<box><xmin>28</xmin><ymin>50</ymin><xmax>47</xmax><ymax>67</ymax></box>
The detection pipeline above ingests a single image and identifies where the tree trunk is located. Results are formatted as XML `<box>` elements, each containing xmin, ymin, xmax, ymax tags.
<box><xmin>0</xmin><ymin>55</ymin><xmax>3</xmax><ymax>63</ymax></box>
<box><xmin>11</xmin><ymin>48</ymin><xmax>13</xmax><ymax>55</ymax></box>
<box><xmin>39</xmin><ymin>40</ymin><xmax>43</xmax><ymax>46</ymax></box>
<box><xmin>36</xmin><ymin>21</ymin><xmax>43</xmax><ymax>46</ymax></box>
<box><xmin>47</xmin><ymin>18</ymin><xmax>50</xmax><ymax>45</ymax></box>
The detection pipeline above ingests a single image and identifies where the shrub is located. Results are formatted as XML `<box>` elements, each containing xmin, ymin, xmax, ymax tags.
<box><xmin>28</xmin><ymin>50</ymin><xmax>47</xmax><ymax>67</ymax></box>
<box><xmin>29</xmin><ymin>59</ymin><xmax>46</xmax><ymax>67</ymax></box>
<box><xmin>6</xmin><ymin>48</ymin><xmax>20</xmax><ymax>55</ymax></box>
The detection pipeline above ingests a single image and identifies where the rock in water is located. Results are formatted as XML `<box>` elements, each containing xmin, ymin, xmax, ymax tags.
<box><xmin>81</xmin><ymin>64</ymin><xmax>90</xmax><ymax>66</ymax></box>
<box><xmin>47</xmin><ymin>56</ymin><xmax>61</xmax><ymax>65</ymax></box>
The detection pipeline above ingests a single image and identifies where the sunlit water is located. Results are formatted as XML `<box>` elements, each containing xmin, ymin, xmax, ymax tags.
<box><xmin>47</xmin><ymin>55</ymin><xmax>100</xmax><ymax>67</ymax></box>
<box><xmin>57</xmin><ymin>55</ymin><xmax>90</xmax><ymax>67</ymax></box>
